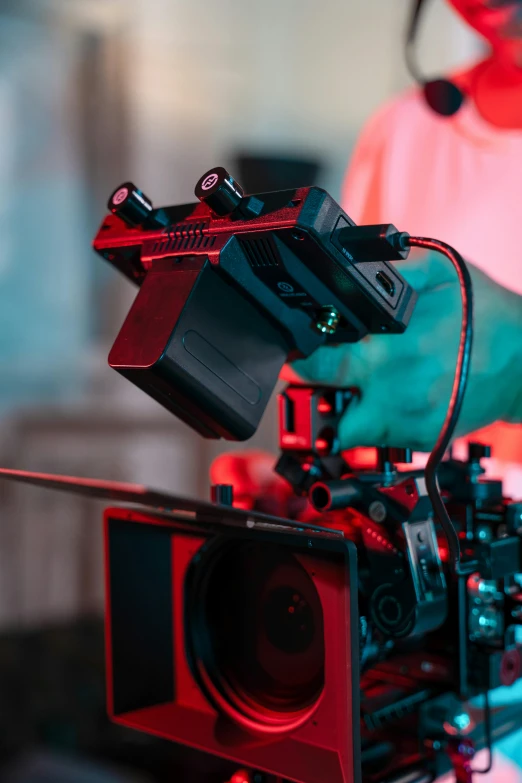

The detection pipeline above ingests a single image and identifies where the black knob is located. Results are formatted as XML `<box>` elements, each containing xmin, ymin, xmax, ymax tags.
<box><xmin>195</xmin><ymin>167</ymin><xmax>244</xmax><ymax>216</ymax></box>
<box><xmin>108</xmin><ymin>182</ymin><xmax>153</xmax><ymax>227</ymax></box>
<box><xmin>211</xmin><ymin>484</ymin><xmax>234</xmax><ymax>506</ymax></box>
<box><xmin>468</xmin><ymin>442</ymin><xmax>491</xmax><ymax>462</ymax></box>
<box><xmin>377</xmin><ymin>447</ymin><xmax>412</xmax><ymax>471</ymax></box>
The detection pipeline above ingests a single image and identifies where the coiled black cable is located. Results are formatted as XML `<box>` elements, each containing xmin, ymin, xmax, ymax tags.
<box><xmin>398</xmin><ymin>235</ymin><xmax>476</xmax><ymax>577</ymax></box>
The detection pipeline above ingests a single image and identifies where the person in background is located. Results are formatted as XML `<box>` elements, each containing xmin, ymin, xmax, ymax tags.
<box><xmin>212</xmin><ymin>3</ymin><xmax>522</xmax><ymax>777</ymax></box>
<box><xmin>213</xmin><ymin>0</ymin><xmax>522</xmax><ymax>503</ymax></box>
<box><xmin>336</xmin><ymin>0</ymin><xmax>522</xmax><ymax>491</ymax></box>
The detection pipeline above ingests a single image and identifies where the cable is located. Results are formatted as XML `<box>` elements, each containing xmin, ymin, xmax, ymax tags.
<box><xmin>404</xmin><ymin>0</ymin><xmax>465</xmax><ymax>117</ymax></box>
<box><xmin>400</xmin><ymin>236</ymin><xmax>476</xmax><ymax>577</ymax></box>
<box><xmin>405</xmin><ymin>0</ymin><xmax>425</xmax><ymax>86</ymax></box>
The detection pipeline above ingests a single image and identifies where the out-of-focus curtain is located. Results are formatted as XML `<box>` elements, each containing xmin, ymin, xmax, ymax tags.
<box><xmin>0</xmin><ymin>8</ymin><xmax>92</xmax><ymax>411</ymax></box>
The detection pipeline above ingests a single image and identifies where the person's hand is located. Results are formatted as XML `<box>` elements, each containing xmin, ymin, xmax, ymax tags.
<box><xmin>286</xmin><ymin>253</ymin><xmax>522</xmax><ymax>452</ymax></box>
<box><xmin>210</xmin><ymin>254</ymin><xmax>522</xmax><ymax>507</ymax></box>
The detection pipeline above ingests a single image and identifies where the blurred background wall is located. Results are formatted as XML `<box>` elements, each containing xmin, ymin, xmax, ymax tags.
<box><xmin>0</xmin><ymin>0</ymin><xmax>481</xmax><ymax>778</ymax></box>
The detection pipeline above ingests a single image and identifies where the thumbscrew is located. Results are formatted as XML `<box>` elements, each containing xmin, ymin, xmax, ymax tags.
<box><xmin>313</xmin><ymin>305</ymin><xmax>340</xmax><ymax>335</ymax></box>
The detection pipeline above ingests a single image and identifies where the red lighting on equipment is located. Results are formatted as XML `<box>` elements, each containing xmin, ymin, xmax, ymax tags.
<box><xmin>315</xmin><ymin>438</ymin><xmax>330</xmax><ymax>454</ymax></box>
<box><xmin>104</xmin><ymin>506</ymin><xmax>359</xmax><ymax>783</ymax></box>
<box><xmin>229</xmin><ymin>770</ymin><xmax>252</xmax><ymax>783</ymax></box>
<box><xmin>317</xmin><ymin>399</ymin><xmax>333</xmax><ymax>414</ymax></box>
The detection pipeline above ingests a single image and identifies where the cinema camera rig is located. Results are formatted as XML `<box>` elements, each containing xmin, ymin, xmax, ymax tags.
<box><xmin>2</xmin><ymin>168</ymin><xmax>522</xmax><ymax>783</ymax></box>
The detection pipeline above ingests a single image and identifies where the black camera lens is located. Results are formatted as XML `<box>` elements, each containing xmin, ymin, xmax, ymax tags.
<box><xmin>186</xmin><ymin>540</ymin><xmax>324</xmax><ymax>730</ymax></box>
<box><xmin>263</xmin><ymin>586</ymin><xmax>315</xmax><ymax>655</ymax></box>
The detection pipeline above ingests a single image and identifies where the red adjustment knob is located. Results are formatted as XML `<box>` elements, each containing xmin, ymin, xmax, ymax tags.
<box><xmin>314</xmin><ymin>427</ymin><xmax>336</xmax><ymax>456</ymax></box>
<box><xmin>317</xmin><ymin>397</ymin><xmax>333</xmax><ymax>415</ymax></box>
<box><xmin>228</xmin><ymin>771</ymin><xmax>253</xmax><ymax>783</ymax></box>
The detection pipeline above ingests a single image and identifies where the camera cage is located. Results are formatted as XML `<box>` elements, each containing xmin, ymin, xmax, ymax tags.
<box><xmin>0</xmin><ymin>169</ymin><xmax>521</xmax><ymax>783</ymax></box>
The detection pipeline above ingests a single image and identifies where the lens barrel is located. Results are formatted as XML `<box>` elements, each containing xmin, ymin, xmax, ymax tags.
<box><xmin>185</xmin><ymin>540</ymin><xmax>325</xmax><ymax>734</ymax></box>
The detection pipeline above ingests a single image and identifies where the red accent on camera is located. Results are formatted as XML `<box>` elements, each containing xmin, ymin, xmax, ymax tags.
<box><xmin>104</xmin><ymin>506</ymin><xmax>360</xmax><ymax>783</ymax></box>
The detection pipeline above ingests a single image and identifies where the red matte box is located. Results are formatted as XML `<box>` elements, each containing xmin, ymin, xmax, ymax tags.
<box><xmin>103</xmin><ymin>506</ymin><xmax>361</xmax><ymax>783</ymax></box>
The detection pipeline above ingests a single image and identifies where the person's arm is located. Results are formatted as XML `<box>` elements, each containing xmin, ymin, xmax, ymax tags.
<box><xmin>289</xmin><ymin>253</ymin><xmax>522</xmax><ymax>452</ymax></box>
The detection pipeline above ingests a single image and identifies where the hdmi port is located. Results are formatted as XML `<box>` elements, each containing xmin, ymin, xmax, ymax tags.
<box><xmin>376</xmin><ymin>271</ymin><xmax>395</xmax><ymax>298</ymax></box>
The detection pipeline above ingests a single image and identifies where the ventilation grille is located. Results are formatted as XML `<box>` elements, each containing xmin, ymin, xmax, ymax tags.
<box><xmin>240</xmin><ymin>236</ymin><xmax>281</xmax><ymax>268</ymax></box>
<box><xmin>151</xmin><ymin>222</ymin><xmax>215</xmax><ymax>255</ymax></box>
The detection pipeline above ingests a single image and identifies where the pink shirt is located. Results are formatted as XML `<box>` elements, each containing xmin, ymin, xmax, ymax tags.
<box><xmin>341</xmin><ymin>88</ymin><xmax>522</xmax><ymax>496</ymax></box>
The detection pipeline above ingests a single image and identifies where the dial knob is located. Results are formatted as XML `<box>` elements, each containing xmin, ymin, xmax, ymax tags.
<box><xmin>195</xmin><ymin>167</ymin><xmax>244</xmax><ymax>216</ymax></box>
<box><xmin>108</xmin><ymin>182</ymin><xmax>153</xmax><ymax>227</ymax></box>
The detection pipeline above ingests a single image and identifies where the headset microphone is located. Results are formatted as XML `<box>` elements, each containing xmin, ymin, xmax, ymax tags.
<box><xmin>406</xmin><ymin>0</ymin><xmax>465</xmax><ymax>116</ymax></box>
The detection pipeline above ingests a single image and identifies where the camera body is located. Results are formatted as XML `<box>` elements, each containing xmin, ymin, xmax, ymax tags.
<box><xmin>275</xmin><ymin>387</ymin><xmax>522</xmax><ymax>782</ymax></box>
<box><xmin>93</xmin><ymin>169</ymin><xmax>415</xmax><ymax>440</ymax></box>
<box><xmin>85</xmin><ymin>171</ymin><xmax>522</xmax><ymax>780</ymax></box>
<box><xmin>102</xmin><ymin>382</ymin><xmax>522</xmax><ymax>783</ymax></box>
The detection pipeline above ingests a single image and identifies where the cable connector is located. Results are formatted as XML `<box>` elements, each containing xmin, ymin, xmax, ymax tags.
<box><xmin>390</xmin><ymin>231</ymin><xmax>411</xmax><ymax>253</ymax></box>
<box><xmin>337</xmin><ymin>224</ymin><xmax>411</xmax><ymax>262</ymax></box>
